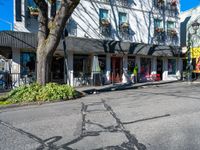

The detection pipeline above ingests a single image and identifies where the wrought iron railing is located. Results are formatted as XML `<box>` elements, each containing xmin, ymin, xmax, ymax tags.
<box><xmin>0</xmin><ymin>73</ymin><xmax>36</xmax><ymax>90</ymax></box>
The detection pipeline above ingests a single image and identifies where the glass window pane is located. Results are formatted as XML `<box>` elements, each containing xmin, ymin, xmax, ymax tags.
<box><xmin>119</xmin><ymin>12</ymin><xmax>127</xmax><ymax>23</ymax></box>
<box><xmin>28</xmin><ymin>0</ymin><xmax>36</xmax><ymax>7</ymax></box>
<box><xmin>168</xmin><ymin>59</ymin><xmax>176</xmax><ymax>75</ymax></box>
<box><xmin>20</xmin><ymin>52</ymin><xmax>36</xmax><ymax>77</ymax></box>
<box><xmin>100</xmin><ymin>9</ymin><xmax>108</xmax><ymax>19</ymax></box>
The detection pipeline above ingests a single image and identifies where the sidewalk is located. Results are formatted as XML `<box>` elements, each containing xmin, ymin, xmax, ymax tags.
<box><xmin>76</xmin><ymin>80</ymin><xmax>182</xmax><ymax>95</ymax></box>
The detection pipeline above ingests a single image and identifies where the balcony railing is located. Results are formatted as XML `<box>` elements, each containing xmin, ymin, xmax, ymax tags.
<box><xmin>154</xmin><ymin>28</ymin><xmax>165</xmax><ymax>44</ymax></box>
<box><xmin>116</xmin><ymin>0</ymin><xmax>129</xmax><ymax>6</ymax></box>
<box><xmin>119</xmin><ymin>22</ymin><xmax>131</xmax><ymax>41</ymax></box>
<box><xmin>154</xmin><ymin>0</ymin><xmax>165</xmax><ymax>8</ymax></box>
<box><xmin>99</xmin><ymin>19</ymin><xmax>112</xmax><ymax>37</ymax></box>
<box><xmin>97</xmin><ymin>0</ymin><xmax>110</xmax><ymax>3</ymax></box>
<box><xmin>166</xmin><ymin>0</ymin><xmax>178</xmax><ymax>11</ymax></box>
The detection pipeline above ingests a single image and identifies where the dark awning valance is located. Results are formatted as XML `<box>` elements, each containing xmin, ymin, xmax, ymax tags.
<box><xmin>0</xmin><ymin>31</ymin><xmax>180</xmax><ymax>57</ymax></box>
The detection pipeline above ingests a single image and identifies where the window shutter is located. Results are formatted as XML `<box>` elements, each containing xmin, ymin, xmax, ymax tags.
<box><xmin>51</xmin><ymin>2</ymin><xmax>57</xmax><ymax>17</ymax></box>
<box><xmin>15</xmin><ymin>0</ymin><xmax>22</xmax><ymax>21</ymax></box>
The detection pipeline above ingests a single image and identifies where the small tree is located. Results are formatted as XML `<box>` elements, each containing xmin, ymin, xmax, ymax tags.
<box><xmin>33</xmin><ymin>0</ymin><xmax>80</xmax><ymax>85</ymax></box>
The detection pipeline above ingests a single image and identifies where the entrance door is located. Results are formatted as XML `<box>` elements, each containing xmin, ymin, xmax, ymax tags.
<box><xmin>51</xmin><ymin>57</ymin><xmax>64</xmax><ymax>83</ymax></box>
<box><xmin>111</xmin><ymin>57</ymin><xmax>122</xmax><ymax>83</ymax></box>
<box><xmin>157</xmin><ymin>58</ymin><xmax>163</xmax><ymax>80</ymax></box>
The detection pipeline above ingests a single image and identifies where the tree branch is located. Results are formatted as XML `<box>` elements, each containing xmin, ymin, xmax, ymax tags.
<box><xmin>46</xmin><ymin>0</ymin><xmax>80</xmax><ymax>53</ymax></box>
<box><xmin>33</xmin><ymin>0</ymin><xmax>49</xmax><ymax>48</ymax></box>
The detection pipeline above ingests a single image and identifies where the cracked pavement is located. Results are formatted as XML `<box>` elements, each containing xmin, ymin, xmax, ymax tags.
<box><xmin>1</xmin><ymin>82</ymin><xmax>200</xmax><ymax>150</ymax></box>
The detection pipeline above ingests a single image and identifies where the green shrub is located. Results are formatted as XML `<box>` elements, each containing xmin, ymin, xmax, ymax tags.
<box><xmin>1</xmin><ymin>83</ymin><xmax>77</xmax><ymax>104</ymax></box>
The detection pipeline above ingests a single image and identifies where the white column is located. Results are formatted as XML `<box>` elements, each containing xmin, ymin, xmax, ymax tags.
<box><xmin>67</xmin><ymin>52</ymin><xmax>73</xmax><ymax>86</ymax></box>
<box><xmin>152</xmin><ymin>57</ymin><xmax>157</xmax><ymax>75</ymax></box>
<box><xmin>163</xmin><ymin>58</ymin><xmax>168</xmax><ymax>81</ymax></box>
<box><xmin>176</xmin><ymin>57</ymin><xmax>182</xmax><ymax>80</ymax></box>
<box><xmin>136</xmin><ymin>56</ymin><xmax>141</xmax><ymax>73</ymax></box>
<box><xmin>122</xmin><ymin>55</ymin><xmax>128</xmax><ymax>83</ymax></box>
<box><xmin>106</xmin><ymin>53</ymin><xmax>111</xmax><ymax>84</ymax></box>
<box><xmin>11</xmin><ymin>48</ymin><xmax>20</xmax><ymax>86</ymax></box>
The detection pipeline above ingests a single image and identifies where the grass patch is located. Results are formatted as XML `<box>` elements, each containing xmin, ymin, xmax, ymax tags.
<box><xmin>0</xmin><ymin>83</ymin><xmax>80</xmax><ymax>105</ymax></box>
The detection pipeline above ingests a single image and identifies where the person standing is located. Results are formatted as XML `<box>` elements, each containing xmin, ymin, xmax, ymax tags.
<box><xmin>133</xmin><ymin>64</ymin><xmax>138</xmax><ymax>83</ymax></box>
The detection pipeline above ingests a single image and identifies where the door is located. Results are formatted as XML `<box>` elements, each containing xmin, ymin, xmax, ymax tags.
<box><xmin>157</xmin><ymin>58</ymin><xmax>163</xmax><ymax>80</ymax></box>
<box><xmin>51</xmin><ymin>57</ymin><xmax>64</xmax><ymax>83</ymax></box>
<box><xmin>111</xmin><ymin>57</ymin><xmax>122</xmax><ymax>83</ymax></box>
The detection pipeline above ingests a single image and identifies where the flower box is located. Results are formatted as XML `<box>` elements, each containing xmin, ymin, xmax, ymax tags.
<box><xmin>120</xmin><ymin>22</ymin><xmax>129</xmax><ymax>28</ymax></box>
<box><xmin>100</xmin><ymin>19</ymin><xmax>110</xmax><ymax>27</ymax></box>
<box><xmin>167</xmin><ymin>29</ymin><xmax>177</xmax><ymax>36</ymax></box>
<box><xmin>158</xmin><ymin>0</ymin><xmax>164</xmax><ymax>4</ymax></box>
<box><xmin>171</xmin><ymin>0</ymin><xmax>177</xmax><ymax>6</ymax></box>
<box><xmin>155</xmin><ymin>27</ymin><xmax>164</xmax><ymax>33</ymax></box>
<box><xmin>28</xmin><ymin>7</ymin><xmax>39</xmax><ymax>17</ymax></box>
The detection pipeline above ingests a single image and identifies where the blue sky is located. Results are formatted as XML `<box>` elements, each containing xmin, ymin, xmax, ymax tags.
<box><xmin>0</xmin><ymin>0</ymin><xmax>13</xmax><ymax>31</ymax></box>
<box><xmin>181</xmin><ymin>0</ymin><xmax>200</xmax><ymax>11</ymax></box>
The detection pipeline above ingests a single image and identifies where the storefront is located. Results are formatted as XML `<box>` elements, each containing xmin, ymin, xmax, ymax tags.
<box><xmin>0</xmin><ymin>31</ymin><xmax>182</xmax><ymax>87</ymax></box>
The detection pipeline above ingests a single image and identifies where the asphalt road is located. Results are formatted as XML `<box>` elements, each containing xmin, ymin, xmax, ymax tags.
<box><xmin>1</xmin><ymin>82</ymin><xmax>200</xmax><ymax>150</ymax></box>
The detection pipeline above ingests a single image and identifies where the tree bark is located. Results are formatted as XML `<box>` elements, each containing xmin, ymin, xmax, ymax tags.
<box><xmin>34</xmin><ymin>0</ymin><xmax>80</xmax><ymax>85</ymax></box>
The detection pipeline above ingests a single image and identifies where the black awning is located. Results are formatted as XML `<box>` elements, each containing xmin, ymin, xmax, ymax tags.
<box><xmin>128</xmin><ymin>43</ymin><xmax>180</xmax><ymax>56</ymax></box>
<box><xmin>0</xmin><ymin>31</ymin><xmax>180</xmax><ymax>57</ymax></box>
<box><xmin>0</xmin><ymin>31</ymin><xmax>37</xmax><ymax>49</ymax></box>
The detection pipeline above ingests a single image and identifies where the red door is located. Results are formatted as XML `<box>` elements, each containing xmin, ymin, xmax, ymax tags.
<box><xmin>111</xmin><ymin>57</ymin><xmax>122</xmax><ymax>83</ymax></box>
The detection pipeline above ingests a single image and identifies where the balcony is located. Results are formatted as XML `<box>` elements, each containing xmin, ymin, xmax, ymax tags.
<box><xmin>154</xmin><ymin>0</ymin><xmax>165</xmax><ymax>9</ymax></box>
<box><xmin>166</xmin><ymin>29</ymin><xmax>178</xmax><ymax>45</ymax></box>
<box><xmin>154</xmin><ymin>27</ymin><xmax>165</xmax><ymax>44</ymax></box>
<box><xmin>166</xmin><ymin>0</ymin><xmax>178</xmax><ymax>12</ymax></box>
<box><xmin>28</xmin><ymin>7</ymin><xmax>39</xmax><ymax>18</ymax></box>
<box><xmin>116</xmin><ymin>0</ymin><xmax>129</xmax><ymax>7</ymax></box>
<box><xmin>100</xmin><ymin>19</ymin><xmax>111</xmax><ymax>38</ymax></box>
<box><xmin>97</xmin><ymin>0</ymin><xmax>110</xmax><ymax>3</ymax></box>
<box><xmin>119</xmin><ymin>22</ymin><xmax>131</xmax><ymax>41</ymax></box>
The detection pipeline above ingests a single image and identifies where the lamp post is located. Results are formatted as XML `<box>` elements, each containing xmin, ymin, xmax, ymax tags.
<box><xmin>62</xmin><ymin>28</ymin><xmax>70</xmax><ymax>85</ymax></box>
<box><xmin>187</xmin><ymin>20</ymin><xmax>200</xmax><ymax>82</ymax></box>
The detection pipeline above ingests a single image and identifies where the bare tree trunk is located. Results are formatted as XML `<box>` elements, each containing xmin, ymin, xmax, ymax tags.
<box><xmin>34</xmin><ymin>0</ymin><xmax>80</xmax><ymax>85</ymax></box>
<box><xmin>37</xmin><ymin>48</ymin><xmax>47</xmax><ymax>85</ymax></box>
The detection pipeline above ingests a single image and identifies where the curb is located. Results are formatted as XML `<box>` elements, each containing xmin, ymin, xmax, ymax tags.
<box><xmin>81</xmin><ymin>80</ymin><xmax>182</xmax><ymax>95</ymax></box>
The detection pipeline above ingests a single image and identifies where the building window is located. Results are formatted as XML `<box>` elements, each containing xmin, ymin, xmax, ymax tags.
<box><xmin>119</xmin><ymin>12</ymin><xmax>130</xmax><ymax>40</ymax></box>
<box><xmin>167</xmin><ymin>21</ymin><xmax>177</xmax><ymax>37</ymax></box>
<box><xmin>168</xmin><ymin>59</ymin><xmax>176</xmax><ymax>75</ymax></box>
<box><xmin>73</xmin><ymin>55</ymin><xmax>91</xmax><ymax>78</ymax></box>
<box><xmin>154</xmin><ymin>19</ymin><xmax>165</xmax><ymax>43</ymax></box>
<box><xmin>154</xmin><ymin>19</ymin><xmax>163</xmax><ymax>30</ymax></box>
<box><xmin>27</xmin><ymin>0</ymin><xmax>39</xmax><ymax>17</ymax></box>
<box><xmin>20</xmin><ymin>52</ymin><xmax>36</xmax><ymax>78</ymax></box>
<box><xmin>99</xmin><ymin>9</ymin><xmax>111</xmax><ymax>37</ymax></box>
<box><xmin>98</xmin><ymin>55</ymin><xmax>106</xmax><ymax>74</ymax></box>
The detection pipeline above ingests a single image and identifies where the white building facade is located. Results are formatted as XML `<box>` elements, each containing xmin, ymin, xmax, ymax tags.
<box><xmin>0</xmin><ymin>0</ymin><xmax>182</xmax><ymax>87</ymax></box>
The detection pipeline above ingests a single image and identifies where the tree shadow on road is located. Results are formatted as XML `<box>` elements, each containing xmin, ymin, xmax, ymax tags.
<box><xmin>0</xmin><ymin>99</ymin><xmax>147</xmax><ymax>150</ymax></box>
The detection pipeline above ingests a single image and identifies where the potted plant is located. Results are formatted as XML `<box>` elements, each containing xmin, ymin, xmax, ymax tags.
<box><xmin>28</xmin><ymin>7</ymin><xmax>39</xmax><ymax>17</ymax></box>
<box><xmin>158</xmin><ymin>0</ymin><xmax>164</xmax><ymax>4</ymax></box>
<box><xmin>49</xmin><ymin>0</ymin><xmax>56</xmax><ymax>4</ymax></box>
<box><xmin>120</xmin><ymin>22</ymin><xmax>129</xmax><ymax>28</ymax></box>
<box><xmin>155</xmin><ymin>27</ymin><xmax>164</xmax><ymax>33</ymax></box>
<box><xmin>168</xmin><ymin>29</ymin><xmax>177</xmax><ymax>37</ymax></box>
<box><xmin>171</xmin><ymin>0</ymin><xmax>177</xmax><ymax>6</ymax></box>
<box><xmin>100</xmin><ymin>18</ymin><xmax>110</xmax><ymax>27</ymax></box>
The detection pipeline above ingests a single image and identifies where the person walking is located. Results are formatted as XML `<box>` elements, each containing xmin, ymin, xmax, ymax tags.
<box><xmin>133</xmin><ymin>64</ymin><xmax>138</xmax><ymax>83</ymax></box>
